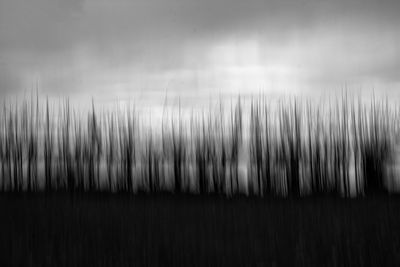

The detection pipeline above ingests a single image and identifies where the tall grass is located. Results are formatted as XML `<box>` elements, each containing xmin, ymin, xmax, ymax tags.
<box><xmin>0</xmin><ymin>94</ymin><xmax>398</xmax><ymax>197</ymax></box>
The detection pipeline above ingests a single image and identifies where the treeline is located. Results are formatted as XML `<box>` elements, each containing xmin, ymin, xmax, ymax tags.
<box><xmin>0</xmin><ymin>94</ymin><xmax>398</xmax><ymax>197</ymax></box>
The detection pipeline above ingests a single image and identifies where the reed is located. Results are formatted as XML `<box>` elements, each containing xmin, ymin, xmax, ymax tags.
<box><xmin>0</xmin><ymin>93</ymin><xmax>397</xmax><ymax>197</ymax></box>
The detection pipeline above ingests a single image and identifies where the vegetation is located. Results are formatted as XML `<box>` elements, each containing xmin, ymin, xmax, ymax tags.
<box><xmin>0</xmin><ymin>94</ymin><xmax>398</xmax><ymax>197</ymax></box>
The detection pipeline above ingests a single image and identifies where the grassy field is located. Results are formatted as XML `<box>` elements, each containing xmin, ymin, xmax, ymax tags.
<box><xmin>0</xmin><ymin>94</ymin><xmax>398</xmax><ymax>197</ymax></box>
<box><xmin>1</xmin><ymin>194</ymin><xmax>400</xmax><ymax>266</ymax></box>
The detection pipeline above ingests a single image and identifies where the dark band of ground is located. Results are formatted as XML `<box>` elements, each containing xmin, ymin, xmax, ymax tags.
<box><xmin>1</xmin><ymin>194</ymin><xmax>400</xmax><ymax>266</ymax></box>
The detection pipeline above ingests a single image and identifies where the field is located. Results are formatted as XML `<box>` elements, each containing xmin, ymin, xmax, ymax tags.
<box><xmin>1</xmin><ymin>94</ymin><xmax>399</xmax><ymax>266</ymax></box>
<box><xmin>1</xmin><ymin>194</ymin><xmax>400</xmax><ymax>266</ymax></box>
<box><xmin>0</xmin><ymin>94</ymin><xmax>398</xmax><ymax>197</ymax></box>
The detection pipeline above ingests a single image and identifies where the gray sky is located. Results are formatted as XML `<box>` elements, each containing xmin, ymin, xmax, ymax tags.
<box><xmin>0</xmin><ymin>0</ymin><xmax>399</xmax><ymax>107</ymax></box>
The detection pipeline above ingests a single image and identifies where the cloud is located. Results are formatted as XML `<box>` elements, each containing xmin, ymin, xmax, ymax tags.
<box><xmin>0</xmin><ymin>0</ymin><xmax>399</xmax><ymax>100</ymax></box>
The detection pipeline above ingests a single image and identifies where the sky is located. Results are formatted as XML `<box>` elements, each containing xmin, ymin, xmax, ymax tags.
<box><xmin>0</xmin><ymin>0</ymin><xmax>399</xmax><ymax>108</ymax></box>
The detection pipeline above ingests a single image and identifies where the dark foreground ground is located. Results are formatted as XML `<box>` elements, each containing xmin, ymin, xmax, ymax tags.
<box><xmin>1</xmin><ymin>194</ymin><xmax>400</xmax><ymax>266</ymax></box>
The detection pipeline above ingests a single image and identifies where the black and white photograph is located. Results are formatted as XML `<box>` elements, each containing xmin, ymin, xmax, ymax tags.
<box><xmin>0</xmin><ymin>0</ymin><xmax>400</xmax><ymax>266</ymax></box>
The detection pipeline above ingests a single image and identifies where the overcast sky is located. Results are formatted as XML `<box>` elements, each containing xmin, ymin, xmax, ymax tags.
<box><xmin>0</xmin><ymin>0</ymin><xmax>399</xmax><ymax>107</ymax></box>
